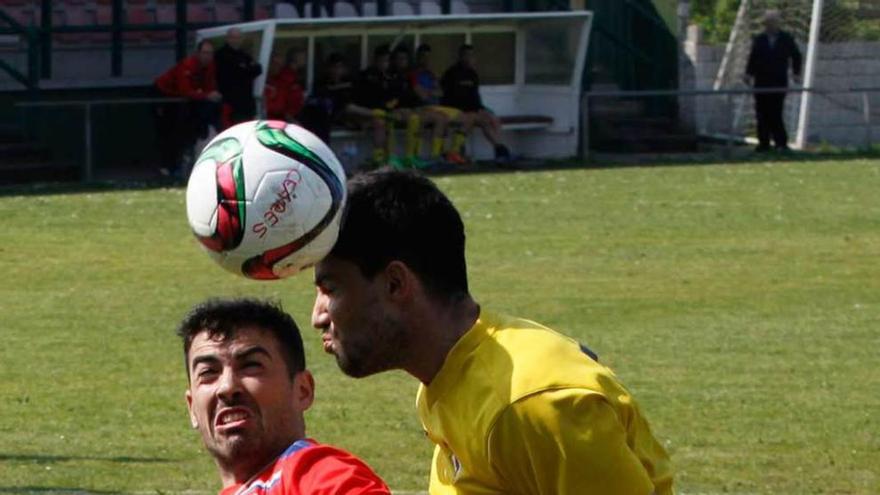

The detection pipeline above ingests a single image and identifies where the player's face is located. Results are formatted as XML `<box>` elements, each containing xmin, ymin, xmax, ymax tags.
<box><xmin>394</xmin><ymin>52</ymin><xmax>409</xmax><ymax>71</ymax></box>
<box><xmin>461</xmin><ymin>49</ymin><xmax>474</xmax><ymax>68</ymax></box>
<box><xmin>329</xmin><ymin>62</ymin><xmax>345</xmax><ymax>80</ymax></box>
<box><xmin>185</xmin><ymin>327</ymin><xmax>314</xmax><ymax>473</ymax></box>
<box><xmin>376</xmin><ymin>54</ymin><xmax>390</xmax><ymax>73</ymax></box>
<box><xmin>198</xmin><ymin>44</ymin><xmax>214</xmax><ymax>66</ymax></box>
<box><xmin>312</xmin><ymin>256</ymin><xmax>407</xmax><ymax>378</ymax></box>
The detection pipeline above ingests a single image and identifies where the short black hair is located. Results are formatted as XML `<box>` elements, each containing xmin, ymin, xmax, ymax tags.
<box><xmin>176</xmin><ymin>298</ymin><xmax>306</xmax><ymax>379</ymax></box>
<box><xmin>373</xmin><ymin>44</ymin><xmax>390</xmax><ymax>58</ymax></box>
<box><xmin>417</xmin><ymin>43</ymin><xmax>431</xmax><ymax>54</ymax></box>
<box><xmin>326</xmin><ymin>52</ymin><xmax>344</xmax><ymax>65</ymax></box>
<box><xmin>331</xmin><ymin>169</ymin><xmax>469</xmax><ymax>301</ymax></box>
<box><xmin>458</xmin><ymin>43</ymin><xmax>473</xmax><ymax>57</ymax></box>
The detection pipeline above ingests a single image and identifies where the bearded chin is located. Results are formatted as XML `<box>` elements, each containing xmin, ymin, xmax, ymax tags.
<box><xmin>335</xmin><ymin>315</ymin><xmax>407</xmax><ymax>378</ymax></box>
<box><xmin>207</xmin><ymin>433</ymin><xmax>256</xmax><ymax>466</ymax></box>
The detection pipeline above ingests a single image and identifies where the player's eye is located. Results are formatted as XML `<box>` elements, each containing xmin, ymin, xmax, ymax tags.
<box><xmin>242</xmin><ymin>361</ymin><xmax>263</xmax><ymax>370</ymax></box>
<box><xmin>196</xmin><ymin>367</ymin><xmax>219</xmax><ymax>381</ymax></box>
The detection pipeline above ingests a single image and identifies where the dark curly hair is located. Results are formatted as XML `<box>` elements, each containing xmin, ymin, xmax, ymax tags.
<box><xmin>330</xmin><ymin>169</ymin><xmax>469</xmax><ymax>302</ymax></box>
<box><xmin>176</xmin><ymin>298</ymin><xmax>305</xmax><ymax>379</ymax></box>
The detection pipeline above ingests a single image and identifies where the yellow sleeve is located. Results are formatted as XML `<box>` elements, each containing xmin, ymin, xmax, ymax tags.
<box><xmin>487</xmin><ymin>389</ymin><xmax>655</xmax><ymax>495</ymax></box>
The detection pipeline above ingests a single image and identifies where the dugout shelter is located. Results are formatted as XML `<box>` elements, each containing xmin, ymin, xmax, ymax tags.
<box><xmin>196</xmin><ymin>11</ymin><xmax>593</xmax><ymax>161</ymax></box>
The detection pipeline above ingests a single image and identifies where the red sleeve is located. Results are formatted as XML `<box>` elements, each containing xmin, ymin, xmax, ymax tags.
<box><xmin>204</xmin><ymin>62</ymin><xmax>217</xmax><ymax>94</ymax></box>
<box><xmin>176</xmin><ymin>57</ymin><xmax>206</xmax><ymax>100</ymax></box>
<box><xmin>287</xmin><ymin>83</ymin><xmax>304</xmax><ymax>117</ymax></box>
<box><xmin>286</xmin><ymin>444</ymin><xmax>390</xmax><ymax>495</ymax></box>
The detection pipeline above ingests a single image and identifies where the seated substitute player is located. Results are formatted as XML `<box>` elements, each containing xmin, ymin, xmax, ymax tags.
<box><xmin>440</xmin><ymin>44</ymin><xmax>511</xmax><ymax>164</ymax></box>
<box><xmin>354</xmin><ymin>45</ymin><xmax>418</xmax><ymax>168</ymax></box>
<box><xmin>388</xmin><ymin>45</ymin><xmax>429</xmax><ymax>168</ymax></box>
<box><xmin>298</xmin><ymin>53</ymin><xmax>364</xmax><ymax>144</ymax></box>
<box><xmin>177</xmin><ymin>298</ymin><xmax>391</xmax><ymax>495</ymax></box>
<box><xmin>263</xmin><ymin>49</ymin><xmax>305</xmax><ymax>123</ymax></box>
<box><xmin>311</xmin><ymin>170</ymin><xmax>674</xmax><ymax>494</ymax></box>
<box><xmin>409</xmin><ymin>43</ymin><xmax>467</xmax><ymax>165</ymax></box>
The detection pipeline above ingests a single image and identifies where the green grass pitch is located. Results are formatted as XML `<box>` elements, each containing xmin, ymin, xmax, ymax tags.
<box><xmin>1</xmin><ymin>159</ymin><xmax>878</xmax><ymax>494</ymax></box>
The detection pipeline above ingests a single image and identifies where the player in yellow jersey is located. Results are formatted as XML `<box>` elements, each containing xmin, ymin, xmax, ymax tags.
<box><xmin>311</xmin><ymin>169</ymin><xmax>674</xmax><ymax>495</ymax></box>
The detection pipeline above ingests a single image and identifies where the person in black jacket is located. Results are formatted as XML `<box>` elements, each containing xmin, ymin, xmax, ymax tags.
<box><xmin>744</xmin><ymin>10</ymin><xmax>802</xmax><ymax>151</ymax></box>
<box><xmin>215</xmin><ymin>28</ymin><xmax>263</xmax><ymax>127</ymax></box>
<box><xmin>440</xmin><ymin>44</ymin><xmax>510</xmax><ymax>163</ymax></box>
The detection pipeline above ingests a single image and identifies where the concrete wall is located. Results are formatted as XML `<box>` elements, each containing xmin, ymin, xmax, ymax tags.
<box><xmin>682</xmin><ymin>27</ymin><xmax>880</xmax><ymax>148</ymax></box>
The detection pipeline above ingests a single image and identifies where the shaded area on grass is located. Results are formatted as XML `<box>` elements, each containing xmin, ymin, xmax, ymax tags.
<box><xmin>0</xmin><ymin>454</ymin><xmax>175</xmax><ymax>464</ymax></box>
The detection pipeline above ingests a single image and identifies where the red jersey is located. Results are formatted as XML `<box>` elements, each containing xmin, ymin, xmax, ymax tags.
<box><xmin>155</xmin><ymin>55</ymin><xmax>217</xmax><ymax>100</ymax></box>
<box><xmin>218</xmin><ymin>439</ymin><xmax>390</xmax><ymax>495</ymax></box>
<box><xmin>264</xmin><ymin>67</ymin><xmax>304</xmax><ymax>120</ymax></box>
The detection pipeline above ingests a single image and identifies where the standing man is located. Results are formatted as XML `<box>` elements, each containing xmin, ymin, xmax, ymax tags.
<box><xmin>440</xmin><ymin>44</ymin><xmax>511</xmax><ymax>164</ymax></box>
<box><xmin>215</xmin><ymin>28</ymin><xmax>263</xmax><ymax>128</ymax></box>
<box><xmin>745</xmin><ymin>9</ymin><xmax>802</xmax><ymax>152</ymax></box>
<box><xmin>177</xmin><ymin>298</ymin><xmax>391</xmax><ymax>495</ymax></box>
<box><xmin>311</xmin><ymin>170</ymin><xmax>674</xmax><ymax>494</ymax></box>
<box><xmin>154</xmin><ymin>40</ymin><xmax>222</xmax><ymax>177</ymax></box>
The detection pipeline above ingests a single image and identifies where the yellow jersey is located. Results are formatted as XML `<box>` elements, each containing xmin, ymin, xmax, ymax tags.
<box><xmin>416</xmin><ymin>311</ymin><xmax>674</xmax><ymax>495</ymax></box>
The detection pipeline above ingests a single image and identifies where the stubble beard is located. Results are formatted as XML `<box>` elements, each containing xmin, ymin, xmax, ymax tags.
<box><xmin>336</xmin><ymin>314</ymin><xmax>408</xmax><ymax>378</ymax></box>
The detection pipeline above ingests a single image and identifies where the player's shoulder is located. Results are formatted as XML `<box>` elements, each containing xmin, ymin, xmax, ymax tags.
<box><xmin>275</xmin><ymin>439</ymin><xmax>389</xmax><ymax>493</ymax></box>
<box><xmin>478</xmin><ymin>311</ymin><xmax>611</xmax><ymax>401</ymax></box>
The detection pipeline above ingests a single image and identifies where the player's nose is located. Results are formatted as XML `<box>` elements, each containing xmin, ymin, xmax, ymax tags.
<box><xmin>215</xmin><ymin>367</ymin><xmax>243</xmax><ymax>402</ymax></box>
<box><xmin>311</xmin><ymin>290</ymin><xmax>330</xmax><ymax>330</ymax></box>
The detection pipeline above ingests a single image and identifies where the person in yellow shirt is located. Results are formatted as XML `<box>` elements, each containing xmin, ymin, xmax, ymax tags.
<box><xmin>311</xmin><ymin>169</ymin><xmax>674</xmax><ymax>494</ymax></box>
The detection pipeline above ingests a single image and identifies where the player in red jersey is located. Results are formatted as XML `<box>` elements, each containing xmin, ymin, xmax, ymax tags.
<box><xmin>176</xmin><ymin>298</ymin><xmax>391</xmax><ymax>495</ymax></box>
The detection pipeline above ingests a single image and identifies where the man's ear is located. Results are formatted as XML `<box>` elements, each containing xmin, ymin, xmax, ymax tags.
<box><xmin>292</xmin><ymin>370</ymin><xmax>315</xmax><ymax>412</ymax></box>
<box><xmin>185</xmin><ymin>389</ymin><xmax>198</xmax><ymax>429</ymax></box>
<box><xmin>383</xmin><ymin>260</ymin><xmax>415</xmax><ymax>302</ymax></box>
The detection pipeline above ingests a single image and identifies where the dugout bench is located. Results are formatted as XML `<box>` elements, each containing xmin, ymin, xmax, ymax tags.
<box><xmin>196</xmin><ymin>12</ymin><xmax>593</xmax><ymax>164</ymax></box>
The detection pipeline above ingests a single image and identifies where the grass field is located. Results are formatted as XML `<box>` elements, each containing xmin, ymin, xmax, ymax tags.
<box><xmin>1</xmin><ymin>158</ymin><xmax>879</xmax><ymax>494</ymax></box>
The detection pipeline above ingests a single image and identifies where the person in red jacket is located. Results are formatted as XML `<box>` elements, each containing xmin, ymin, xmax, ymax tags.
<box><xmin>264</xmin><ymin>50</ymin><xmax>305</xmax><ymax>122</ymax></box>
<box><xmin>153</xmin><ymin>40</ymin><xmax>222</xmax><ymax>176</ymax></box>
<box><xmin>177</xmin><ymin>298</ymin><xmax>391</xmax><ymax>495</ymax></box>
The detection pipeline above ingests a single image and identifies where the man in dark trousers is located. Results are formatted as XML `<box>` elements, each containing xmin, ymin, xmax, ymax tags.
<box><xmin>745</xmin><ymin>9</ymin><xmax>802</xmax><ymax>151</ymax></box>
<box><xmin>215</xmin><ymin>27</ymin><xmax>262</xmax><ymax>128</ymax></box>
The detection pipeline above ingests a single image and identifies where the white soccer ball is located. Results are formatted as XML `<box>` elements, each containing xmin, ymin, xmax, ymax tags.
<box><xmin>185</xmin><ymin>120</ymin><xmax>346</xmax><ymax>280</ymax></box>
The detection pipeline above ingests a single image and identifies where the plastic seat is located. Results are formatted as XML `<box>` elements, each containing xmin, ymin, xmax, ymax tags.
<box><xmin>333</xmin><ymin>2</ymin><xmax>358</xmax><ymax>18</ymax></box>
<box><xmin>391</xmin><ymin>1</ymin><xmax>415</xmax><ymax>15</ymax></box>
<box><xmin>275</xmin><ymin>3</ymin><xmax>299</xmax><ymax>18</ymax></box>
<box><xmin>187</xmin><ymin>4</ymin><xmax>215</xmax><ymax>23</ymax></box>
<box><xmin>254</xmin><ymin>5</ymin><xmax>272</xmax><ymax>19</ymax></box>
<box><xmin>7</xmin><ymin>5</ymin><xmax>37</xmax><ymax>26</ymax></box>
<box><xmin>215</xmin><ymin>4</ymin><xmax>241</xmax><ymax>22</ymax></box>
<box><xmin>419</xmin><ymin>0</ymin><xmax>441</xmax><ymax>14</ymax></box>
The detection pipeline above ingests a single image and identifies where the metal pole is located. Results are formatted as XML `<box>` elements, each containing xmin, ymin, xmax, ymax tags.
<box><xmin>39</xmin><ymin>0</ymin><xmax>51</xmax><ymax>78</ymax></box>
<box><xmin>725</xmin><ymin>92</ymin><xmax>733</xmax><ymax>156</ymax></box>
<box><xmin>714</xmin><ymin>0</ymin><xmax>748</xmax><ymax>91</ymax></box>
<box><xmin>111</xmin><ymin>0</ymin><xmax>123</xmax><ymax>77</ymax></box>
<box><xmin>84</xmin><ymin>103</ymin><xmax>93</xmax><ymax>182</ymax></box>
<box><xmin>579</xmin><ymin>92</ymin><xmax>590</xmax><ymax>160</ymax></box>
<box><xmin>796</xmin><ymin>0</ymin><xmax>823</xmax><ymax>149</ymax></box>
<box><xmin>175</xmin><ymin>0</ymin><xmax>187</xmax><ymax>61</ymax></box>
<box><xmin>863</xmin><ymin>91</ymin><xmax>872</xmax><ymax>150</ymax></box>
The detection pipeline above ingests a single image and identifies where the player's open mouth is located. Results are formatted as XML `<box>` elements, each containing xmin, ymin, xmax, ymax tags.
<box><xmin>322</xmin><ymin>333</ymin><xmax>334</xmax><ymax>353</ymax></box>
<box><xmin>215</xmin><ymin>408</ymin><xmax>252</xmax><ymax>431</ymax></box>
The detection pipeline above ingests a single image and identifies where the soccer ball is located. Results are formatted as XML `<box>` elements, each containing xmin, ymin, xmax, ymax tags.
<box><xmin>186</xmin><ymin>120</ymin><xmax>346</xmax><ymax>280</ymax></box>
